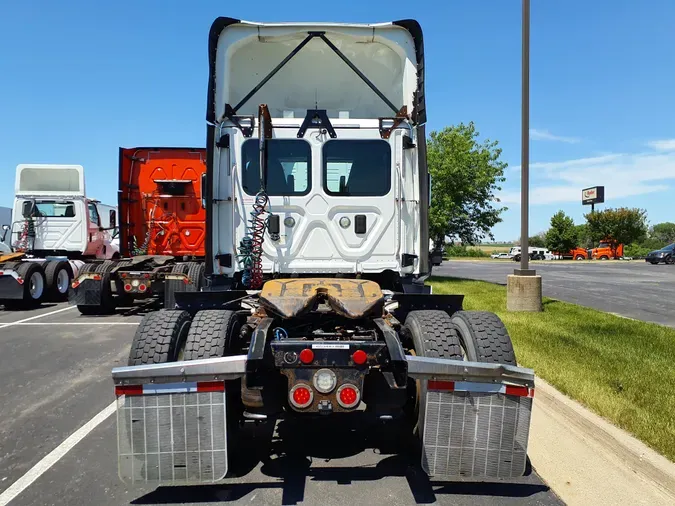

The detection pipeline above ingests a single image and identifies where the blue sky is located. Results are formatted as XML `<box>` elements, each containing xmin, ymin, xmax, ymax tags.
<box><xmin>1</xmin><ymin>0</ymin><xmax>674</xmax><ymax>242</ymax></box>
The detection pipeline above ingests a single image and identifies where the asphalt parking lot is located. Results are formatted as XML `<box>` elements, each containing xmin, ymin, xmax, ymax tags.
<box><xmin>434</xmin><ymin>259</ymin><xmax>675</xmax><ymax>328</ymax></box>
<box><xmin>0</xmin><ymin>302</ymin><xmax>563</xmax><ymax>506</ymax></box>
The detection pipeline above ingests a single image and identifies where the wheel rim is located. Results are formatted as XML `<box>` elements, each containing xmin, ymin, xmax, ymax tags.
<box><xmin>56</xmin><ymin>268</ymin><xmax>70</xmax><ymax>293</ymax></box>
<box><xmin>29</xmin><ymin>273</ymin><xmax>44</xmax><ymax>300</ymax></box>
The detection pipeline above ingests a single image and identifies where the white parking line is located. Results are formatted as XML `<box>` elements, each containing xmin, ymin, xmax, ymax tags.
<box><xmin>12</xmin><ymin>322</ymin><xmax>139</xmax><ymax>325</ymax></box>
<box><xmin>0</xmin><ymin>306</ymin><xmax>77</xmax><ymax>329</ymax></box>
<box><xmin>0</xmin><ymin>400</ymin><xmax>117</xmax><ymax>506</ymax></box>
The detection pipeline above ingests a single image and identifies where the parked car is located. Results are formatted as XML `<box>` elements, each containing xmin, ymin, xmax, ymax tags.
<box><xmin>490</xmin><ymin>252</ymin><xmax>512</xmax><ymax>259</ymax></box>
<box><xmin>645</xmin><ymin>243</ymin><xmax>675</xmax><ymax>264</ymax></box>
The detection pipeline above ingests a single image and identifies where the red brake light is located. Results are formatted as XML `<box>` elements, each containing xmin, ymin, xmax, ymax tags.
<box><xmin>124</xmin><ymin>284</ymin><xmax>132</xmax><ymax>292</ymax></box>
<box><xmin>352</xmin><ymin>350</ymin><xmax>367</xmax><ymax>365</ymax></box>
<box><xmin>299</xmin><ymin>348</ymin><xmax>314</xmax><ymax>364</ymax></box>
<box><xmin>290</xmin><ymin>384</ymin><xmax>313</xmax><ymax>408</ymax></box>
<box><xmin>337</xmin><ymin>384</ymin><xmax>360</xmax><ymax>409</ymax></box>
<box><xmin>143</xmin><ymin>273</ymin><xmax>151</xmax><ymax>279</ymax></box>
<box><xmin>120</xmin><ymin>272</ymin><xmax>127</xmax><ymax>278</ymax></box>
<box><xmin>138</xmin><ymin>284</ymin><xmax>147</xmax><ymax>292</ymax></box>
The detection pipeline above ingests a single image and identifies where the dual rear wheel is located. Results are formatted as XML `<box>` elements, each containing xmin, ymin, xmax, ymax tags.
<box><xmin>402</xmin><ymin>309</ymin><xmax>517</xmax><ymax>439</ymax></box>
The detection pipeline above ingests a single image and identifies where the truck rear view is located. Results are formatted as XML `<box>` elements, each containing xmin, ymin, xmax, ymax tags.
<box><xmin>70</xmin><ymin>148</ymin><xmax>206</xmax><ymax>314</ymax></box>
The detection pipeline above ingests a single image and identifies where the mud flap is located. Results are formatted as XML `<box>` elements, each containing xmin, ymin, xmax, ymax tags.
<box><xmin>116</xmin><ymin>382</ymin><xmax>228</xmax><ymax>484</ymax></box>
<box><xmin>0</xmin><ymin>275</ymin><xmax>25</xmax><ymax>300</ymax></box>
<box><xmin>68</xmin><ymin>278</ymin><xmax>102</xmax><ymax>306</ymax></box>
<box><xmin>421</xmin><ymin>380</ymin><xmax>533</xmax><ymax>479</ymax></box>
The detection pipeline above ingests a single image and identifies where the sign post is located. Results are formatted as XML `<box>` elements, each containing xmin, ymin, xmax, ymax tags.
<box><xmin>582</xmin><ymin>186</ymin><xmax>604</xmax><ymax>212</ymax></box>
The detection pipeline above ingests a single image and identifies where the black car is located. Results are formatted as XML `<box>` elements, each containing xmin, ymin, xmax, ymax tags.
<box><xmin>645</xmin><ymin>243</ymin><xmax>675</xmax><ymax>264</ymax></box>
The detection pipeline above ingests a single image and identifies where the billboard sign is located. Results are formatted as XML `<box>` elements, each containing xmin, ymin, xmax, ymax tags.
<box><xmin>582</xmin><ymin>186</ymin><xmax>604</xmax><ymax>205</ymax></box>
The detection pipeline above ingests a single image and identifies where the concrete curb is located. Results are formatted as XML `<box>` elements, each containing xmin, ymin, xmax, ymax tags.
<box><xmin>534</xmin><ymin>376</ymin><xmax>675</xmax><ymax>502</ymax></box>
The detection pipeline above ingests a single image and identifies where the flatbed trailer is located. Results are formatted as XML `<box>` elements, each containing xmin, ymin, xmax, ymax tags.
<box><xmin>70</xmin><ymin>147</ymin><xmax>206</xmax><ymax>314</ymax></box>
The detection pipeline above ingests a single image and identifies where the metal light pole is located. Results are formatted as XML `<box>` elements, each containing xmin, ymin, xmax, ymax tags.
<box><xmin>517</xmin><ymin>0</ymin><xmax>534</xmax><ymax>276</ymax></box>
<box><xmin>506</xmin><ymin>0</ymin><xmax>541</xmax><ymax>311</ymax></box>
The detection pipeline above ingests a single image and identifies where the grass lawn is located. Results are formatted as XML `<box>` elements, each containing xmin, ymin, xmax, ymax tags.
<box><xmin>429</xmin><ymin>276</ymin><xmax>675</xmax><ymax>462</ymax></box>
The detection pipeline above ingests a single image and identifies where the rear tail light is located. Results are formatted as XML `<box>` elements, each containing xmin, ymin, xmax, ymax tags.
<box><xmin>337</xmin><ymin>384</ymin><xmax>360</xmax><ymax>409</ymax></box>
<box><xmin>92</xmin><ymin>274</ymin><xmax>101</xmax><ymax>281</ymax></box>
<box><xmin>120</xmin><ymin>272</ymin><xmax>127</xmax><ymax>278</ymax></box>
<box><xmin>142</xmin><ymin>273</ymin><xmax>151</xmax><ymax>279</ymax></box>
<box><xmin>289</xmin><ymin>384</ymin><xmax>313</xmax><ymax>409</ymax></box>
<box><xmin>299</xmin><ymin>348</ymin><xmax>314</xmax><ymax>364</ymax></box>
<box><xmin>124</xmin><ymin>284</ymin><xmax>132</xmax><ymax>292</ymax></box>
<box><xmin>183</xmin><ymin>277</ymin><xmax>190</xmax><ymax>284</ymax></box>
<box><xmin>352</xmin><ymin>349</ymin><xmax>367</xmax><ymax>365</ymax></box>
<box><xmin>138</xmin><ymin>284</ymin><xmax>147</xmax><ymax>292</ymax></box>
<box><xmin>71</xmin><ymin>280</ymin><xmax>80</xmax><ymax>289</ymax></box>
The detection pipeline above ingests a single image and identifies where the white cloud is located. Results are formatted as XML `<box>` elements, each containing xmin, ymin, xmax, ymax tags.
<box><xmin>646</xmin><ymin>139</ymin><xmax>675</xmax><ymax>151</ymax></box>
<box><xmin>498</xmin><ymin>144</ymin><xmax>675</xmax><ymax>205</ymax></box>
<box><xmin>530</xmin><ymin>128</ymin><xmax>581</xmax><ymax>144</ymax></box>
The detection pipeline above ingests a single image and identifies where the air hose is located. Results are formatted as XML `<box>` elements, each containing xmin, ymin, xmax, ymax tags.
<box><xmin>237</xmin><ymin>191</ymin><xmax>269</xmax><ymax>289</ymax></box>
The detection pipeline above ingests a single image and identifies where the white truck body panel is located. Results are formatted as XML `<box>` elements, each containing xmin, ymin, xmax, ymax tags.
<box><xmin>210</xmin><ymin>20</ymin><xmax>424</xmax><ymax>277</ymax></box>
<box><xmin>213</xmin><ymin>21</ymin><xmax>418</xmax><ymax>120</ymax></box>
<box><xmin>15</xmin><ymin>164</ymin><xmax>85</xmax><ymax>197</ymax></box>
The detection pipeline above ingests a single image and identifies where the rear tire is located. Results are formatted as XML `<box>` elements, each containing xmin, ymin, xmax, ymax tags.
<box><xmin>127</xmin><ymin>309</ymin><xmax>192</xmax><ymax>365</ymax></box>
<box><xmin>186</xmin><ymin>262</ymin><xmax>204</xmax><ymax>291</ymax></box>
<box><xmin>183</xmin><ymin>310</ymin><xmax>242</xmax><ymax>360</ymax></box>
<box><xmin>450</xmin><ymin>311</ymin><xmax>517</xmax><ymax>365</ymax></box>
<box><xmin>44</xmin><ymin>260</ymin><xmax>73</xmax><ymax>301</ymax></box>
<box><xmin>575</xmin><ymin>255</ymin><xmax>585</xmax><ymax>260</ymax></box>
<box><xmin>183</xmin><ymin>310</ymin><xmax>245</xmax><ymax>477</ymax></box>
<box><xmin>401</xmin><ymin>310</ymin><xmax>463</xmax><ymax>439</ymax></box>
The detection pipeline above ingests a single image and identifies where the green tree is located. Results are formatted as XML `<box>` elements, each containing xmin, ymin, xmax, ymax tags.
<box><xmin>575</xmin><ymin>224</ymin><xmax>592</xmax><ymax>248</ymax></box>
<box><xmin>585</xmin><ymin>207</ymin><xmax>648</xmax><ymax>254</ymax></box>
<box><xmin>651</xmin><ymin>222</ymin><xmax>675</xmax><ymax>244</ymax></box>
<box><xmin>545</xmin><ymin>211</ymin><xmax>578</xmax><ymax>253</ymax></box>
<box><xmin>528</xmin><ymin>232</ymin><xmax>547</xmax><ymax>248</ymax></box>
<box><xmin>428</xmin><ymin>122</ymin><xmax>507</xmax><ymax>247</ymax></box>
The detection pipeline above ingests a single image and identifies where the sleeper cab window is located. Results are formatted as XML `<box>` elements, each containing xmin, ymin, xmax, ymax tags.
<box><xmin>323</xmin><ymin>140</ymin><xmax>391</xmax><ymax>197</ymax></box>
<box><xmin>241</xmin><ymin>139</ymin><xmax>311</xmax><ymax>196</ymax></box>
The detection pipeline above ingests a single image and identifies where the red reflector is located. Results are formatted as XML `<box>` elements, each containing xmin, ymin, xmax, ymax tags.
<box><xmin>299</xmin><ymin>348</ymin><xmax>314</xmax><ymax>364</ymax></box>
<box><xmin>143</xmin><ymin>273</ymin><xmax>151</xmax><ymax>279</ymax></box>
<box><xmin>183</xmin><ymin>277</ymin><xmax>190</xmax><ymax>284</ymax></box>
<box><xmin>71</xmin><ymin>281</ymin><xmax>80</xmax><ymax>289</ymax></box>
<box><xmin>338</xmin><ymin>385</ymin><xmax>359</xmax><ymax>408</ymax></box>
<box><xmin>0</xmin><ymin>271</ymin><xmax>4</xmax><ymax>276</ymax></box>
<box><xmin>292</xmin><ymin>386</ymin><xmax>312</xmax><ymax>407</ymax></box>
<box><xmin>138</xmin><ymin>284</ymin><xmax>147</xmax><ymax>292</ymax></box>
<box><xmin>124</xmin><ymin>284</ymin><xmax>132</xmax><ymax>292</ymax></box>
<box><xmin>352</xmin><ymin>349</ymin><xmax>367</xmax><ymax>365</ymax></box>
<box><xmin>115</xmin><ymin>385</ymin><xmax>143</xmax><ymax>396</ymax></box>
<box><xmin>92</xmin><ymin>274</ymin><xmax>101</xmax><ymax>281</ymax></box>
<box><xmin>120</xmin><ymin>272</ymin><xmax>127</xmax><ymax>278</ymax></box>
<box><xmin>428</xmin><ymin>380</ymin><xmax>455</xmax><ymax>392</ymax></box>
<box><xmin>197</xmin><ymin>381</ymin><xmax>225</xmax><ymax>392</ymax></box>
<box><xmin>16</xmin><ymin>277</ymin><xmax>24</xmax><ymax>285</ymax></box>
<box><xmin>505</xmin><ymin>385</ymin><xmax>531</xmax><ymax>397</ymax></box>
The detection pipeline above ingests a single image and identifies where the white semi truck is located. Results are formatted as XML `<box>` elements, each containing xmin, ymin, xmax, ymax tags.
<box><xmin>110</xmin><ymin>17</ymin><xmax>535</xmax><ymax>486</ymax></box>
<box><xmin>0</xmin><ymin>163</ymin><xmax>119</xmax><ymax>309</ymax></box>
